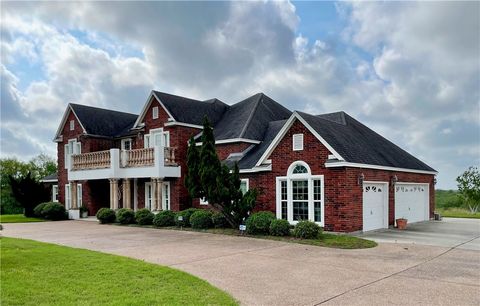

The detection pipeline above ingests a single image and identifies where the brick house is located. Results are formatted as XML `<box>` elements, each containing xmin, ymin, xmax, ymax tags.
<box><xmin>54</xmin><ymin>90</ymin><xmax>436</xmax><ymax>232</ymax></box>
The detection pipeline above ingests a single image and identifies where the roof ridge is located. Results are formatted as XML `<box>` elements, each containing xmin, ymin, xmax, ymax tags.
<box><xmin>238</xmin><ymin>93</ymin><xmax>263</xmax><ymax>138</ymax></box>
<box><xmin>70</xmin><ymin>103</ymin><xmax>138</xmax><ymax>116</ymax></box>
<box><xmin>315</xmin><ymin>111</ymin><xmax>347</xmax><ymax>125</ymax></box>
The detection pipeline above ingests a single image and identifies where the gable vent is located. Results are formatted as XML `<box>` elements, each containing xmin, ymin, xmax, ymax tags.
<box><xmin>293</xmin><ymin>134</ymin><xmax>304</xmax><ymax>151</ymax></box>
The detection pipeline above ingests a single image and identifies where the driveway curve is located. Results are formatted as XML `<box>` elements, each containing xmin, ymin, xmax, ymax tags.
<box><xmin>3</xmin><ymin>221</ymin><xmax>479</xmax><ymax>305</ymax></box>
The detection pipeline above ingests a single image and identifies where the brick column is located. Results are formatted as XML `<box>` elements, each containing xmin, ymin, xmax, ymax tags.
<box><xmin>110</xmin><ymin>179</ymin><xmax>119</xmax><ymax>210</ymax></box>
<box><xmin>156</xmin><ymin>179</ymin><xmax>163</xmax><ymax>211</ymax></box>
<box><xmin>70</xmin><ymin>181</ymin><xmax>78</xmax><ymax>209</ymax></box>
<box><xmin>123</xmin><ymin>179</ymin><xmax>131</xmax><ymax>209</ymax></box>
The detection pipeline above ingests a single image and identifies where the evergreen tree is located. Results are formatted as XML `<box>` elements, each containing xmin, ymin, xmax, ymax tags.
<box><xmin>185</xmin><ymin>137</ymin><xmax>202</xmax><ymax>200</ymax></box>
<box><xmin>199</xmin><ymin>117</ymin><xmax>221</xmax><ymax>202</ymax></box>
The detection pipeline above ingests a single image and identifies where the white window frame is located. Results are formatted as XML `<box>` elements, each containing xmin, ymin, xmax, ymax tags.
<box><xmin>65</xmin><ymin>184</ymin><xmax>71</xmax><ymax>210</ymax></box>
<box><xmin>64</xmin><ymin>139</ymin><xmax>81</xmax><ymax>169</ymax></box>
<box><xmin>240</xmin><ymin>178</ymin><xmax>249</xmax><ymax>195</ymax></box>
<box><xmin>292</xmin><ymin>133</ymin><xmax>304</xmax><ymax>151</ymax></box>
<box><xmin>52</xmin><ymin>185</ymin><xmax>58</xmax><ymax>202</ymax></box>
<box><xmin>69</xmin><ymin>120</ymin><xmax>74</xmax><ymax>131</ymax></box>
<box><xmin>275</xmin><ymin>161</ymin><xmax>324</xmax><ymax>226</ymax></box>
<box><xmin>77</xmin><ymin>184</ymin><xmax>82</xmax><ymax>208</ymax></box>
<box><xmin>145</xmin><ymin>182</ymin><xmax>153</xmax><ymax>210</ymax></box>
<box><xmin>144</xmin><ymin>128</ymin><xmax>170</xmax><ymax>148</ymax></box>
<box><xmin>121</xmin><ymin>138</ymin><xmax>132</xmax><ymax>150</ymax></box>
<box><xmin>152</xmin><ymin>106</ymin><xmax>159</xmax><ymax>119</ymax></box>
<box><xmin>162</xmin><ymin>182</ymin><xmax>170</xmax><ymax>210</ymax></box>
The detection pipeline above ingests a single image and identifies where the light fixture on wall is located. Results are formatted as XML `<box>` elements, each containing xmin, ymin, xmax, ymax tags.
<box><xmin>357</xmin><ymin>173</ymin><xmax>365</xmax><ymax>186</ymax></box>
<box><xmin>391</xmin><ymin>175</ymin><xmax>398</xmax><ymax>186</ymax></box>
<box><xmin>434</xmin><ymin>177</ymin><xmax>437</xmax><ymax>185</ymax></box>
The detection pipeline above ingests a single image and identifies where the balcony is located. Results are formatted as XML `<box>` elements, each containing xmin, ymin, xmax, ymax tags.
<box><xmin>67</xmin><ymin>146</ymin><xmax>181</xmax><ymax>180</ymax></box>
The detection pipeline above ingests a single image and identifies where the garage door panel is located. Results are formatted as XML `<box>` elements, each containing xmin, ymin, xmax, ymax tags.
<box><xmin>363</xmin><ymin>182</ymin><xmax>388</xmax><ymax>232</ymax></box>
<box><xmin>395</xmin><ymin>183</ymin><xmax>428</xmax><ymax>223</ymax></box>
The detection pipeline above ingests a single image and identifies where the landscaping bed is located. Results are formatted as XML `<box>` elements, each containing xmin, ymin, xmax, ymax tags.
<box><xmin>0</xmin><ymin>237</ymin><xmax>237</xmax><ymax>306</ymax></box>
<box><xmin>97</xmin><ymin>208</ymin><xmax>377</xmax><ymax>250</ymax></box>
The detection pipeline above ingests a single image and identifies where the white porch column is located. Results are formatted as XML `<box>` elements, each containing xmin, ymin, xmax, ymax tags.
<box><xmin>123</xmin><ymin>179</ymin><xmax>131</xmax><ymax>209</ymax></box>
<box><xmin>110</xmin><ymin>179</ymin><xmax>119</xmax><ymax>210</ymax></box>
<box><xmin>70</xmin><ymin>181</ymin><xmax>78</xmax><ymax>209</ymax></box>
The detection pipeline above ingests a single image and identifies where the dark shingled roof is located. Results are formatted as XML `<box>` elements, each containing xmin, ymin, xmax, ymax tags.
<box><xmin>211</xmin><ymin>93</ymin><xmax>291</xmax><ymax>141</ymax></box>
<box><xmin>237</xmin><ymin>119</ymin><xmax>287</xmax><ymax>169</ymax></box>
<box><xmin>70</xmin><ymin>104</ymin><xmax>138</xmax><ymax>137</ymax></box>
<box><xmin>153</xmin><ymin>91</ymin><xmax>228</xmax><ymax>126</ymax></box>
<box><xmin>298</xmin><ymin>111</ymin><xmax>436</xmax><ymax>172</ymax></box>
<box><xmin>40</xmin><ymin>173</ymin><xmax>58</xmax><ymax>182</ymax></box>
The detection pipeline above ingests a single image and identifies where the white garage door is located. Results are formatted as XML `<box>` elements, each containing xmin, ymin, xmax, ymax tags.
<box><xmin>395</xmin><ymin>183</ymin><xmax>429</xmax><ymax>223</ymax></box>
<box><xmin>363</xmin><ymin>182</ymin><xmax>388</xmax><ymax>232</ymax></box>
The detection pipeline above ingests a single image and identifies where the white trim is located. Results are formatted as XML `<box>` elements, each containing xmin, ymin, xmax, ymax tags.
<box><xmin>162</xmin><ymin>181</ymin><xmax>171</xmax><ymax>210</ymax></box>
<box><xmin>133</xmin><ymin>91</ymin><xmax>176</xmax><ymax>128</ymax></box>
<box><xmin>77</xmin><ymin>183</ymin><xmax>83</xmax><ymax>208</ymax></box>
<box><xmin>145</xmin><ymin>182</ymin><xmax>153</xmax><ymax>210</ymax></box>
<box><xmin>195</xmin><ymin>138</ymin><xmax>261</xmax><ymax>146</ymax></box>
<box><xmin>325</xmin><ymin>161</ymin><xmax>438</xmax><ymax>175</ymax></box>
<box><xmin>53</xmin><ymin>105</ymin><xmax>87</xmax><ymax>141</ymax></box>
<box><xmin>121</xmin><ymin>138</ymin><xmax>132</xmax><ymax>151</ymax></box>
<box><xmin>41</xmin><ymin>179</ymin><xmax>58</xmax><ymax>183</ymax></box>
<box><xmin>287</xmin><ymin>160</ymin><xmax>311</xmax><ymax>176</ymax></box>
<box><xmin>164</xmin><ymin>121</ymin><xmax>203</xmax><ymax>129</ymax></box>
<box><xmin>256</xmin><ymin>112</ymin><xmax>345</xmax><ymax>167</ymax></box>
<box><xmin>362</xmin><ymin>181</ymin><xmax>389</xmax><ymax>232</ymax></box>
<box><xmin>292</xmin><ymin>133</ymin><xmax>304</xmax><ymax>151</ymax></box>
<box><xmin>52</xmin><ymin>185</ymin><xmax>58</xmax><ymax>202</ymax></box>
<box><xmin>240</xmin><ymin>178</ymin><xmax>249</xmax><ymax>194</ymax></box>
<box><xmin>65</xmin><ymin>184</ymin><xmax>71</xmax><ymax>209</ymax></box>
<box><xmin>239</xmin><ymin>164</ymin><xmax>272</xmax><ymax>173</ymax></box>
<box><xmin>275</xmin><ymin>161</ymin><xmax>325</xmax><ymax>226</ymax></box>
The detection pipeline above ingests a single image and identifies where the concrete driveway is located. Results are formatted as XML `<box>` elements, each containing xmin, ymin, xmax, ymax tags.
<box><xmin>358</xmin><ymin>218</ymin><xmax>480</xmax><ymax>250</ymax></box>
<box><xmin>2</xmin><ymin>221</ymin><xmax>479</xmax><ymax>306</ymax></box>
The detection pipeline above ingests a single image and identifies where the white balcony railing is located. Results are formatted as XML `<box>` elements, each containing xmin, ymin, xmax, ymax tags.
<box><xmin>69</xmin><ymin>146</ymin><xmax>180</xmax><ymax>180</ymax></box>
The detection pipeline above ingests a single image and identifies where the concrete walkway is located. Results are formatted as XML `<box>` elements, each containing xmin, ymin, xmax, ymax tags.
<box><xmin>3</xmin><ymin>221</ymin><xmax>479</xmax><ymax>305</ymax></box>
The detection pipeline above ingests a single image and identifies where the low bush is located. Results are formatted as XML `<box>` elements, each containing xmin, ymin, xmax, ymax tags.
<box><xmin>33</xmin><ymin>202</ymin><xmax>49</xmax><ymax>218</ymax></box>
<box><xmin>269</xmin><ymin>219</ymin><xmax>291</xmax><ymax>236</ymax></box>
<box><xmin>41</xmin><ymin>203</ymin><xmax>67</xmax><ymax>221</ymax></box>
<box><xmin>174</xmin><ymin>208</ymin><xmax>200</xmax><ymax>227</ymax></box>
<box><xmin>135</xmin><ymin>208</ymin><xmax>154</xmax><ymax>225</ymax></box>
<box><xmin>293</xmin><ymin>221</ymin><xmax>322</xmax><ymax>239</ymax></box>
<box><xmin>116</xmin><ymin>208</ymin><xmax>135</xmax><ymax>224</ymax></box>
<box><xmin>190</xmin><ymin>210</ymin><xmax>213</xmax><ymax>229</ymax></box>
<box><xmin>246</xmin><ymin>211</ymin><xmax>275</xmax><ymax>235</ymax></box>
<box><xmin>153</xmin><ymin>210</ymin><xmax>176</xmax><ymax>227</ymax></box>
<box><xmin>96</xmin><ymin>208</ymin><xmax>116</xmax><ymax>224</ymax></box>
<box><xmin>212</xmin><ymin>212</ymin><xmax>228</xmax><ymax>228</ymax></box>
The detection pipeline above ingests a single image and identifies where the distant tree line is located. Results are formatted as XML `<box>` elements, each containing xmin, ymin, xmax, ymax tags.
<box><xmin>1</xmin><ymin>154</ymin><xmax>57</xmax><ymax>215</ymax></box>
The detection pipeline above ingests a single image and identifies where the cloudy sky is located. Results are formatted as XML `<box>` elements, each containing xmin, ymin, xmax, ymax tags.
<box><xmin>1</xmin><ymin>1</ymin><xmax>479</xmax><ymax>189</ymax></box>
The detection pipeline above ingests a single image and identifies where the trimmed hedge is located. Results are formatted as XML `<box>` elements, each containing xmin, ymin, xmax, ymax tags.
<box><xmin>33</xmin><ymin>202</ymin><xmax>49</xmax><ymax>218</ymax></box>
<box><xmin>116</xmin><ymin>208</ymin><xmax>135</xmax><ymax>224</ymax></box>
<box><xmin>212</xmin><ymin>212</ymin><xmax>228</xmax><ymax>228</ymax></box>
<box><xmin>190</xmin><ymin>210</ymin><xmax>213</xmax><ymax>229</ymax></box>
<box><xmin>153</xmin><ymin>210</ymin><xmax>176</xmax><ymax>227</ymax></box>
<box><xmin>175</xmin><ymin>208</ymin><xmax>200</xmax><ymax>227</ymax></box>
<box><xmin>135</xmin><ymin>209</ymin><xmax>154</xmax><ymax>225</ymax></box>
<box><xmin>96</xmin><ymin>208</ymin><xmax>116</xmax><ymax>224</ymax></box>
<box><xmin>269</xmin><ymin>219</ymin><xmax>291</xmax><ymax>236</ymax></box>
<box><xmin>246</xmin><ymin>211</ymin><xmax>275</xmax><ymax>235</ymax></box>
<box><xmin>293</xmin><ymin>220</ymin><xmax>322</xmax><ymax>239</ymax></box>
<box><xmin>41</xmin><ymin>203</ymin><xmax>67</xmax><ymax>221</ymax></box>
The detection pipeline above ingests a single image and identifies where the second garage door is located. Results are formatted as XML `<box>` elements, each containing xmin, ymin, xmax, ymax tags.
<box><xmin>395</xmin><ymin>183</ymin><xmax>429</xmax><ymax>223</ymax></box>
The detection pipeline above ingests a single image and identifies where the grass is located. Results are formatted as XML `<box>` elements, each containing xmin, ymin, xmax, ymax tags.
<box><xmin>0</xmin><ymin>214</ymin><xmax>45</xmax><ymax>223</ymax></box>
<box><xmin>121</xmin><ymin>224</ymin><xmax>377</xmax><ymax>249</ymax></box>
<box><xmin>0</xmin><ymin>237</ymin><xmax>237</xmax><ymax>306</ymax></box>
<box><xmin>436</xmin><ymin>208</ymin><xmax>480</xmax><ymax>219</ymax></box>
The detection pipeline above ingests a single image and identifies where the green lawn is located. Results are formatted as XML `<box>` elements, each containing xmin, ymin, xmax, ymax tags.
<box><xmin>436</xmin><ymin>208</ymin><xmax>480</xmax><ymax>219</ymax></box>
<box><xmin>0</xmin><ymin>237</ymin><xmax>237</xmax><ymax>306</ymax></box>
<box><xmin>0</xmin><ymin>214</ymin><xmax>45</xmax><ymax>223</ymax></box>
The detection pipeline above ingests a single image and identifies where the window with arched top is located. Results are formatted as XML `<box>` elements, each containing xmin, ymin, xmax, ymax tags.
<box><xmin>277</xmin><ymin>161</ymin><xmax>324</xmax><ymax>225</ymax></box>
<box><xmin>292</xmin><ymin>165</ymin><xmax>308</xmax><ymax>174</ymax></box>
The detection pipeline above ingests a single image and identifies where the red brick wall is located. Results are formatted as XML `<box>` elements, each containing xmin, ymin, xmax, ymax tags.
<box><xmin>241</xmin><ymin>119</ymin><xmax>435</xmax><ymax>232</ymax></box>
<box><xmin>216</xmin><ymin>142</ymin><xmax>253</xmax><ymax>160</ymax></box>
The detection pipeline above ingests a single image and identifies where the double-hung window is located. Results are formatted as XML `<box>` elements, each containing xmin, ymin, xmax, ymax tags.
<box><xmin>276</xmin><ymin>161</ymin><xmax>324</xmax><ymax>225</ymax></box>
<box><xmin>64</xmin><ymin>139</ymin><xmax>81</xmax><ymax>169</ymax></box>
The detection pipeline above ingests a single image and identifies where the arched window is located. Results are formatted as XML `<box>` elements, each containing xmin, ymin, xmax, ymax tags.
<box><xmin>292</xmin><ymin>165</ymin><xmax>308</xmax><ymax>174</ymax></box>
<box><xmin>277</xmin><ymin>161</ymin><xmax>324</xmax><ymax>225</ymax></box>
